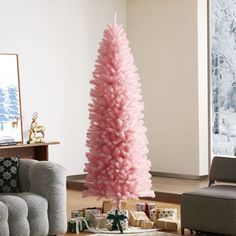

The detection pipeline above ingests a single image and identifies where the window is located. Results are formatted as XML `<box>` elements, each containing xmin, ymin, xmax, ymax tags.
<box><xmin>211</xmin><ymin>0</ymin><xmax>236</xmax><ymax>157</ymax></box>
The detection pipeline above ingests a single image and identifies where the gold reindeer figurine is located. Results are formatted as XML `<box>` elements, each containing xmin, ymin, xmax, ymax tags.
<box><xmin>28</xmin><ymin>112</ymin><xmax>45</xmax><ymax>144</ymax></box>
<box><xmin>11</xmin><ymin>117</ymin><xmax>19</xmax><ymax>128</ymax></box>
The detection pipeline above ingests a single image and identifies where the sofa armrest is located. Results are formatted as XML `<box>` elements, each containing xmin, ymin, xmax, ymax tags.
<box><xmin>18</xmin><ymin>159</ymin><xmax>38</xmax><ymax>192</ymax></box>
<box><xmin>29</xmin><ymin>161</ymin><xmax>67</xmax><ymax>235</ymax></box>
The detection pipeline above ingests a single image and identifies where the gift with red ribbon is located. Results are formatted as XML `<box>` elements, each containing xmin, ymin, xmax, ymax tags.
<box><xmin>136</xmin><ymin>202</ymin><xmax>156</xmax><ymax>218</ymax></box>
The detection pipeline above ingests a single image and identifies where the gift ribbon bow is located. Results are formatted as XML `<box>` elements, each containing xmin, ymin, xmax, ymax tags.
<box><xmin>69</xmin><ymin>220</ymin><xmax>79</xmax><ymax>234</ymax></box>
<box><xmin>71</xmin><ymin>218</ymin><xmax>90</xmax><ymax>233</ymax></box>
<box><xmin>107</xmin><ymin>210</ymin><xmax>127</xmax><ymax>234</ymax></box>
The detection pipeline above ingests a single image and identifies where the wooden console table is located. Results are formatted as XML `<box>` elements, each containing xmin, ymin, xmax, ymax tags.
<box><xmin>0</xmin><ymin>142</ymin><xmax>60</xmax><ymax>161</ymax></box>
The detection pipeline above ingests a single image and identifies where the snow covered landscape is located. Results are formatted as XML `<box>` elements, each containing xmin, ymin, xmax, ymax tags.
<box><xmin>0</xmin><ymin>86</ymin><xmax>21</xmax><ymax>141</ymax></box>
<box><xmin>211</xmin><ymin>0</ymin><xmax>236</xmax><ymax>157</ymax></box>
<box><xmin>0</xmin><ymin>55</ymin><xmax>22</xmax><ymax>142</ymax></box>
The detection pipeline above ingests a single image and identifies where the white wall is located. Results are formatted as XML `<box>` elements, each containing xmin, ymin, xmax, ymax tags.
<box><xmin>197</xmin><ymin>0</ymin><xmax>209</xmax><ymax>175</ymax></box>
<box><xmin>0</xmin><ymin>0</ymin><xmax>126</xmax><ymax>175</ymax></box>
<box><xmin>127</xmin><ymin>0</ymin><xmax>208</xmax><ymax>176</ymax></box>
<box><xmin>0</xmin><ymin>0</ymin><xmax>208</xmax><ymax>177</ymax></box>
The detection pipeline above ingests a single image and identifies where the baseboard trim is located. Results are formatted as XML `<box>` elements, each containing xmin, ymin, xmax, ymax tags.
<box><xmin>150</xmin><ymin>171</ymin><xmax>208</xmax><ymax>180</ymax></box>
<box><xmin>67</xmin><ymin>172</ymin><xmax>208</xmax><ymax>181</ymax></box>
<box><xmin>67</xmin><ymin>174</ymin><xmax>87</xmax><ymax>180</ymax></box>
<box><xmin>66</xmin><ymin>180</ymin><xmax>181</xmax><ymax>204</ymax></box>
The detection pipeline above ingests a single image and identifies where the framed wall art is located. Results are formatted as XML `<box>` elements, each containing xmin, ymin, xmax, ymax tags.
<box><xmin>0</xmin><ymin>54</ymin><xmax>23</xmax><ymax>143</ymax></box>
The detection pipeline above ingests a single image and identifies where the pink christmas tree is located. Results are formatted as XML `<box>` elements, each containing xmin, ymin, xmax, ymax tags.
<box><xmin>84</xmin><ymin>15</ymin><xmax>154</xmax><ymax>208</ymax></box>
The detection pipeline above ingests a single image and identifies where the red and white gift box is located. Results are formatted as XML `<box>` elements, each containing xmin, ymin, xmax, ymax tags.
<box><xmin>136</xmin><ymin>202</ymin><xmax>156</xmax><ymax>218</ymax></box>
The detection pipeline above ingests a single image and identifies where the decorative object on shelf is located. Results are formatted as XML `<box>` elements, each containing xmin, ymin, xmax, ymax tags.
<box><xmin>28</xmin><ymin>112</ymin><xmax>45</xmax><ymax>144</ymax></box>
<box><xmin>84</xmin><ymin>12</ymin><xmax>154</xmax><ymax>211</ymax></box>
<box><xmin>0</xmin><ymin>136</ymin><xmax>16</xmax><ymax>146</ymax></box>
<box><xmin>107</xmin><ymin>209</ymin><xmax>128</xmax><ymax>233</ymax></box>
<box><xmin>0</xmin><ymin>54</ymin><xmax>23</xmax><ymax>143</ymax></box>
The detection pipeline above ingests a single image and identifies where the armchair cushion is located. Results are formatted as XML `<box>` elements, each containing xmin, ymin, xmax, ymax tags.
<box><xmin>0</xmin><ymin>157</ymin><xmax>19</xmax><ymax>193</ymax></box>
<box><xmin>181</xmin><ymin>157</ymin><xmax>236</xmax><ymax>235</ymax></box>
<box><xmin>182</xmin><ymin>187</ymin><xmax>236</xmax><ymax>235</ymax></box>
<box><xmin>184</xmin><ymin>185</ymin><xmax>236</xmax><ymax>200</ymax></box>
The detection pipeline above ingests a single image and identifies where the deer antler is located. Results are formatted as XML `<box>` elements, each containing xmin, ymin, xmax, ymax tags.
<box><xmin>33</xmin><ymin>112</ymin><xmax>38</xmax><ymax>119</ymax></box>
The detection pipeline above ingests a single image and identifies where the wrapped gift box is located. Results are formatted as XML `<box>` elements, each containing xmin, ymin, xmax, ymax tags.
<box><xmin>136</xmin><ymin>202</ymin><xmax>156</xmax><ymax>218</ymax></box>
<box><xmin>156</xmin><ymin>218</ymin><xmax>179</xmax><ymax>231</ymax></box>
<box><xmin>107</xmin><ymin>209</ymin><xmax>129</xmax><ymax>233</ymax></box>
<box><xmin>140</xmin><ymin>220</ymin><xmax>155</xmax><ymax>229</ymax></box>
<box><xmin>71</xmin><ymin>209</ymin><xmax>84</xmax><ymax>218</ymax></box>
<box><xmin>136</xmin><ymin>202</ymin><xmax>156</xmax><ymax>212</ymax></box>
<box><xmin>149</xmin><ymin>208</ymin><xmax>158</xmax><ymax>222</ymax></box>
<box><xmin>129</xmin><ymin>211</ymin><xmax>150</xmax><ymax>227</ymax></box>
<box><xmin>157</xmin><ymin>208</ymin><xmax>177</xmax><ymax>219</ymax></box>
<box><xmin>94</xmin><ymin>213</ymin><xmax>107</xmax><ymax>229</ymax></box>
<box><xmin>150</xmin><ymin>208</ymin><xmax>177</xmax><ymax>222</ymax></box>
<box><xmin>102</xmin><ymin>200</ymin><xmax>126</xmax><ymax>213</ymax></box>
<box><xmin>136</xmin><ymin>202</ymin><xmax>146</xmax><ymax>212</ymax></box>
<box><xmin>67</xmin><ymin>217</ymin><xmax>89</xmax><ymax>233</ymax></box>
<box><xmin>84</xmin><ymin>207</ymin><xmax>102</xmax><ymax>226</ymax></box>
<box><xmin>67</xmin><ymin>220</ymin><xmax>79</xmax><ymax>234</ymax></box>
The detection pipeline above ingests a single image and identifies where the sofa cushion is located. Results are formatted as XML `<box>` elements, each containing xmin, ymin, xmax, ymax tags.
<box><xmin>0</xmin><ymin>201</ymin><xmax>9</xmax><ymax>236</ymax></box>
<box><xmin>0</xmin><ymin>157</ymin><xmax>19</xmax><ymax>193</ymax></box>
<box><xmin>0</xmin><ymin>195</ymin><xmax>30</xmax><ymax>236</ymax></box>
<box><xmin>183</xmin><ymin>185</ymin><xmax>236</xmax><ymax>200</ymax></box>
<box><xmin>17</xmin><ymin>192</ymin><xmax>49</xmax><ymax>236</ymax></box>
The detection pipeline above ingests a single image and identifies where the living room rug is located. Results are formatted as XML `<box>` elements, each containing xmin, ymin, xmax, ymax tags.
<box><xmin>91</xmin><ymin>233</ymin><xmax>176</xmax><ymax>236</ymax></box>
<box><xmin>88</xmin><ymin>227</ymin><xmax>176</xmax><ymax>236</ymax></box>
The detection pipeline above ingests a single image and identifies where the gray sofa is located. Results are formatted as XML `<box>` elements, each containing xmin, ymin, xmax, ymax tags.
<box><xmin>0</xmin><ymin>159</ymin><xmax>67</xmax><ymax>236</ymax></box>
<box><xmin>181</xmin><ymin>156</ymin><xmax>236</xmax><ymax>235</ymax></box>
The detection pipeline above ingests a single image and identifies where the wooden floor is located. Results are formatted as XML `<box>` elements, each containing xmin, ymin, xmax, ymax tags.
<box><xmin>60</xmin><ymin>189</ymin><xmax>200</xmax><ymax>236</ymax></box>
<box><xmin>67</xmin><ymin>176</ymin><xmax>209</xmax><ymax>204</ymax></box>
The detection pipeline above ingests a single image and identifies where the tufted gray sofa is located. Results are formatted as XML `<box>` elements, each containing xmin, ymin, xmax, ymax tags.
<box><xmin>0</xmin><ymin>159</ymin><xmax>67</xmax><ymax>236</ymax></box>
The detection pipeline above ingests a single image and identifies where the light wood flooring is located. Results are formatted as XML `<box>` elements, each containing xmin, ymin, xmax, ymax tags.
<box><xmin>60</xmin><ymin>189</ymin><xmax>199</xmax><ymax>236</ymax></box>
<box><xmin>67</xmin><ymin>176</ymin><xmax>209</xmax><ymax>204</ymax></box>
<box><xmin>150</xmin><ymin>177</ymin><xmax>208</xmax><ymax>194</ymax></box>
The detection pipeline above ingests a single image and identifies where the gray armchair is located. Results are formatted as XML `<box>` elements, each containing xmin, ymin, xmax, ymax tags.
<box><xmin>0</xmin><ymin>159</ymin><xmax>67</xmax><ymax>236</ymax></box>
<box><xmin>181</xmin><ymin>156</ymin><xmax>236</xmax><ymax>235</ymax></box>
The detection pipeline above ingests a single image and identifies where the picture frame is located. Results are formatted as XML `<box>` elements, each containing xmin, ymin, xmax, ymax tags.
<box><xmin>0</xmin><ymin>53</ymin><xmax>23</xmax><ymax>143</ymax></box>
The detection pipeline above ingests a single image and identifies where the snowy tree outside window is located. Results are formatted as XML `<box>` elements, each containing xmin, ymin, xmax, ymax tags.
<box><xmin>211</xmin><ymin>0</ymin><xmax>236</xmax><ymax>156</ymax></box>
<box><xmin>0</xmin><ymin>54</ymin><xmax>22</xmax><ymax>142</ymax></box>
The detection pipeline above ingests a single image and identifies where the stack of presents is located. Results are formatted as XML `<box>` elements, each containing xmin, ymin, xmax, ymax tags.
<box><xmin>68</xmin><ymin>201</ymin><xmax>179</xmax><ymax>234</ymax></box>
